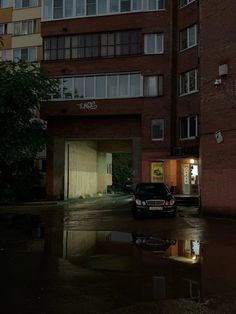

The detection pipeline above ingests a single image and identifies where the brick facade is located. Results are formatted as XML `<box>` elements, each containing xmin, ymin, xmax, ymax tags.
<box><xmin>41</xmin><ymin>0</ymin><xmax>200</xmax><ymax>201</ymax></box>
<box><xmin>200</xmin><ymin>0</ymin><xmax>236</xmax><ymax>215</ymax></box>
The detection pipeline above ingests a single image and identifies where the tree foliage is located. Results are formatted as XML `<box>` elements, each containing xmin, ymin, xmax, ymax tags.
<box><xmin>0</xmin><ymin>60</ymin><xmax>57</xmax><ymax>201</ymax></box>
<box><xmin>112</xmin><ymin>153</ymin><xmax>133</xmax><ymax>189</ymax></box>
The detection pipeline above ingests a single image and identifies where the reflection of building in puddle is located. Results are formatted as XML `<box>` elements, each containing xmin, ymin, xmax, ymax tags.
<box><xmin>42</xmin><ymin>223</ymin><xmax>236</xmax><ymax>302</ymax></box>
<box><xmin>52</xmin><ymin>230</ymin><xmax>201</xmax><ymax>301</ymax></box>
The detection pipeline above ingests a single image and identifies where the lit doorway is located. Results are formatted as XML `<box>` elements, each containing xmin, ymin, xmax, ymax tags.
<box><xmin>182</xmin><ymin>161</ymin><xmax>199</xmax><ymax>195</ymax></box>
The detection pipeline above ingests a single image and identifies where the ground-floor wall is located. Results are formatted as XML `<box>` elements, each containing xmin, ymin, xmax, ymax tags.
<box><xmin>67</xmin><ymin>141</ymin><xmax>98</xmax><ymax>199</ymax></box>
<box><xmin>201</xmin><ymin>169</ymin><xmax>236</xmax><ymax>216</ymax></box>
<box><xmin>200</xmin><ymin>134</ymin><xmax>236</xmax><ymax>216</ymax></box>
<box><xmin>141</xmin><ymin>152</ymin><xmax>199</xmax><ymax>195</ymax></box>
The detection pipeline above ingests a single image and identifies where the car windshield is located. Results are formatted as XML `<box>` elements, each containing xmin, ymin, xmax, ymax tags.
<box><xmin>136</xmin><ymin>183</ymin><xmax>168</xmax><ymax>194</ymax></box>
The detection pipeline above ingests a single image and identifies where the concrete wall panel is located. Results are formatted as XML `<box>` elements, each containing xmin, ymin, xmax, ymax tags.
<box><xmin>12</xmin><ymin>7</ymin><xmax>41</xmax><ymax>21</ymax></box>
<box><xmin>68</xmin><ymin>141</ymin><xmax>98</xmax><ymax>198</ymax></box>
<box><xmin>12</xmin><ymin>33</ymin><xmax>42</xmax><ymax>48</ymax></box>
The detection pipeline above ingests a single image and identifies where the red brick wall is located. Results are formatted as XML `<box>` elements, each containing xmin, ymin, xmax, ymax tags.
<box><xmin>200</xmin><ymin>0</ymin><xmax>236</xmax><ymax>215</ymax></box>
<box><xmin>175</xmin><ymin>0</ymin><xmax>199</xmax><ymax>151</ymax></box>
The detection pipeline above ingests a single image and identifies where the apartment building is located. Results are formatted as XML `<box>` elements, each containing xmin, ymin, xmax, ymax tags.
<box><xmin>0</xmin><ymin>0</ymin><xmax>42</xmax><ymax>62</ymax></box>
<box><xmin>39</xmin><ymin>0</ymin><xmax>200</xmax><ymax>200</ymax></box>
<box><xmin>2</xmin><ymin>0</ymin><xmax>235</xmax><ymax>215</ymax></box>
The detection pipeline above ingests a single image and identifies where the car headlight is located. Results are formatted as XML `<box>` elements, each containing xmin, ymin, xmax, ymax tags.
<box><xmin>142</xmin><ymin>201</ymin><xmax>146</xmax><ymax>206</ymax></box>
<box><xmin>135</xmin><ymin>199</ymin><xmax>142</xmax><ymax>205</ymax></box>
<box><xmin>169</xmin><ymin>199</ymin><xmax>175</xmax><ymax>206</ymax></box>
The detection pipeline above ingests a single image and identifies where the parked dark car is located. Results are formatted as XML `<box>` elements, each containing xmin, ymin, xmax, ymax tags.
<box><xmin>132</xmin><ymin>182</ymin><xmax>176</xmax><ymax>217</ymax></box>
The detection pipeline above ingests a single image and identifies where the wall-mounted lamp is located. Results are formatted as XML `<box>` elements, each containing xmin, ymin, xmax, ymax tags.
<box><xmin>214</xmin><ymin>78</ymin><xmax>222</xmax><ymax>88</ymax></box>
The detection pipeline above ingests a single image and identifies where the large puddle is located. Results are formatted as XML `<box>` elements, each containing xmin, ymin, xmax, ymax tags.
<box><xmin>0</xmin><ymin>213</ymin><xmax>235</xmax><ymax>313</ymax></box>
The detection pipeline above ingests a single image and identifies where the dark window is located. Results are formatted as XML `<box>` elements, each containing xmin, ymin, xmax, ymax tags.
<box><xmin>180</xmin><ymin>116</ymin><xmax>198</xmax><ymax>139</ymax></box>
<box><xmin>120</xmin><ymin>0</ymin><xmax>130</xmax><ymax>12</ymax></box>
<box><xmin>86</xmin><ymin>0</ymin><xmax>96</xmax><ymax>15</ymax></box>
<box><xmin>44</xmin><ymin>30</ymin><xmax>140</xmax><ymax>61</ymax></box>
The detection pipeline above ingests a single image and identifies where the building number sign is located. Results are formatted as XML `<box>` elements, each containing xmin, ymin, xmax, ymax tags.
<box><xmin>77</xmin><ymin>101</ymin><xmax>98</xmax><ymax>110</ymax></box>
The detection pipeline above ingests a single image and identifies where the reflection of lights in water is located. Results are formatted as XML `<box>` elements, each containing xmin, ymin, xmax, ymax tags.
<box><xmin>191</xmin><ymin>240</ymin><xmax>200</xmax><ymax>256</ymax></box>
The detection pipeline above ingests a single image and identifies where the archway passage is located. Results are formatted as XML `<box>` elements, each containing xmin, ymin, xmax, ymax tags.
<box><xmin>46</xmin><ymin>115</ymin><xmax>142</xmax><ymax>200</ymax></box>
<box><xmin>64</xmin><ymin>139</ymin><xmax>137</xmax><ymax>199</ymax></box>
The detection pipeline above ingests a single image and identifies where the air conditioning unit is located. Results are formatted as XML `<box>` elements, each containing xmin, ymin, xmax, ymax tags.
<box><xmin>173</xmin><ymin>147</ymin><xmax>185</xmax><ymax>156</ymax></box>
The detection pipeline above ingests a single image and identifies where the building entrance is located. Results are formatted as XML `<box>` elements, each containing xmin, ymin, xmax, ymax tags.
<box><xmin>181</xmin><ymin>162</ymin><xmax>199</xmax><ymax>195</ymax></box>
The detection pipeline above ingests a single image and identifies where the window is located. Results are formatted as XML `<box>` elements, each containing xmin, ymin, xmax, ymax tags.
<box><xmin>0</xmin><ymin>24</ymin><xmax>7</xmax><ymax>35</ymax></box>
<box><xmin>14</xmin><ymin>20</ymin><xmax>37</xmax><ymax>35</ymax></box>
<box><xmin>0</xmin><ymin>0</ymin><xmax>9</xmax><ymax>8</ymax></box>
<box><xmin>179</xmin><ymin>0</ymin><xmax>195</xmax><ymax>8</ymax></box>
<box><xmin>0</xmin><ymin>49</ymin><xmax>12</xmax><ymax>61</ymax></box>
<box><xmin>180</xmin><ymin>116</ymin><xmax>198</xmax><ymax>139</ymax></box>
<box><xmin>86</xmin><ymin>0</ymin><xmax>96</xmax><ymax>15</ymax></box>
<box><xmin>180</xmin><ymin>69</ymin><xmax>198</xmax><ymax>95</ymax></box>
<box><xmin>15</xmin><ymin>0</ymin><xmax>37</xmax><ymax>9</ymax></box>
<box><xmin>151</xmin><ymin>119</ymin><xmax>164</xmax><ymax>140</ymax></box>
<box><xmin>98</xmin><ymin>0</ymin><xmax>108</xmax><ymax>14</ymax></box>
<box><xmin>132</xmin><ymin>0</ymin><xmax>142</xmax><ymax>10</ymax></box>
<box><xmin>43</xmin><ymin>0</ymin><xmax>165</xmax><ymax>20</ymax></box>
<box><xmin>144</xmin><ymin>33</ymin><xmax>164</xmax><ymax>54</ymax></box>
<box><xmin>44</xmin><ymin>31</ymin><xmax>140</xmax><ymax>60</ymax></box>
<box><xmin>51</xmin><ymin>73</ymin><xmax>142</xmax><ymax>100</ymax></box>
<box><xmin>147</xmin><ymin>0</ymin><xmax>165</xmax><ymax>10</ymax></box>
<box><xmin>144</xmin><ymin>75</ymin><xmax>164</xmax><ymax>97</ymax></box>
<box><xmin>107</xmin><ymin>163</ymin><xmax>112</xmax><ymax>175</ymax></box>
<box><xmin>53</xmin><ymin>0</ymin><xmax>63</xmax><ymax>18</ymax></box>
<box><xmin>13</xmin><ymin>47</ymin><xmax>37</xmax><ymax>62</ymax></box>
<box><xmin>120</xmin><ymin>0</ymin><xmax>131</xmax><ymax>12</ymax></box>
<box><xmin>179</xmin><ymin>24</ymin><xmax>197</xmax><ymax>51</ymax></box>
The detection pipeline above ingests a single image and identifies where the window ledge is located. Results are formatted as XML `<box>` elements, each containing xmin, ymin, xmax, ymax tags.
<box><xmin>179</xmin><ymin>90</ymin><xmax>198</xmax><ymax>97</ymax></box>
<box><xmin>179</xmin><ymin>137</ymin><xmax>197</xmax><ymax>141</ymax></box>
<box><xmin>179</xmin><ymin>44</ymin><xmax>198</xmax><ymax>53</ymax></box>
<box><xmin>179</xmin><ymin>1</ymin><xmax>195</xmax><ymax>9</ymax></box>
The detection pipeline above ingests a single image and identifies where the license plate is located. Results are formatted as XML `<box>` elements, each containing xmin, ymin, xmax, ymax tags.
<box><xmin>150</xmin><ymin>206</ymin><xmax>163</xmax><ymax>211</ymax></box>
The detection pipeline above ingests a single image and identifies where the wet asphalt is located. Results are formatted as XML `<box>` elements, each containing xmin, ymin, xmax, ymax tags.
<box><xmin>0</xmin><ymin>194</ymin><xmax>236</xmax><ymax>313</ymax></box>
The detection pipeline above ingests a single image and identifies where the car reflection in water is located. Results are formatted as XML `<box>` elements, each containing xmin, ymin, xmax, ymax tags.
<box><xmin>2</xmin><ymin>214</ymin><xmax>236</xmax><ymax>313</ymax></box>
<box><xmin>57</xmin><ymin>230</ymin><xmax>201</xmax><ymax>302</ymax></box>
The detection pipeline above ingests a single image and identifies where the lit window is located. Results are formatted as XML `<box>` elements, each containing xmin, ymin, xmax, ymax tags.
<box><xmin>180</xmin><ymin>116</ymin><xmax>198</xmax><ymax>139</ymax></box>
<box><xmin>179</xmin><ymin>24</ymin><xmax>197</xmax><ymax>51</ymax></box>
<box><xmin>180</xmin><ymin>69</ymin><xmax>198</xmax><ymax>95</ymax></box>
<box><xmin>152</xmin><ymin>119</ymin><xmax>164</xmax><ymax>140</ymax></box>
<box><xmin>144</xmin><ymin>75</ymin><xmax>164</xmax><ymax>97</ymax></box>
<box><xmin>144</xmin><ymin>33</ymin><xmax>164</xmax><ymax>54</ymax></box>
